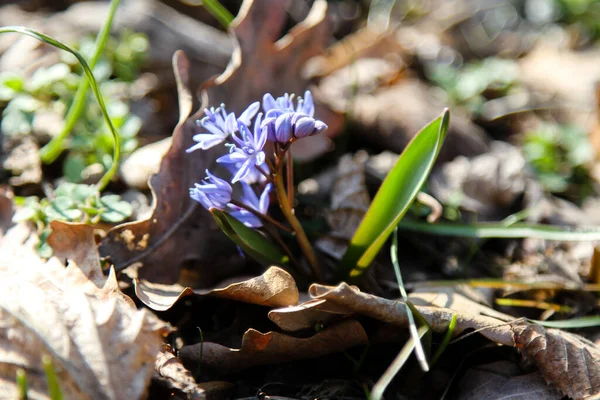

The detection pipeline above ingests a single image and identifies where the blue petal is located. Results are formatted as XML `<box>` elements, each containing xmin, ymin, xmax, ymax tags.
<box><xmin>258</xmin><ymin>183</ymin><xmax>272</xmax><ymax>214</ymax></box>
<box><xmin>240</xmin><ymin>182</ymin><xmax>259</xmax><ymax>208</ymax></box>
<box><xmin>314</xmin><ymin>120</ymin><xmax>328</xmax><ymax>134</ymax></box>
<box><xmin>231</xmin><ymin>158</ymin><xmax>254</xmax><ymax>183</ymax></box>
<box><xmin>239</xmin><ymin>101</ymin><xmax>260</xmax><ymax>125</ymax></box>
<box><xmin>293</xmin><ymin>116</ymin><xmax>315</xmax><ymax>138</ymax></box>
<box><xmin>190</xmin><ymin>187</ymin><xmax>213</xmax><ymax>210</ymax></box>
<box><xmin>300</xmin><ymin>90</ymin><xmax>315</xmax><ymax>117</ymax></box>
<box><xmin>217</xmin><ymin>152</ymin><xmax>247</xmax><ymax>164</ymax></box>
<box><xmin>262</xmin><ymin>117</ymin><xmax>277</xmax><ymax>142</ymax></box>
<box><xmin>275</xmin><ymin>113</ymin><xmax>293</xmax><ymax>143</ymax></box>
<box><xmin>230</xmin><ymin>209</ymin><xmax>262</xmax><ymax>228</ymax></box>
<box><xmin>263</xmin><ymin>93</ymin><xmax>277</xmax><ymax>112</ymax></box>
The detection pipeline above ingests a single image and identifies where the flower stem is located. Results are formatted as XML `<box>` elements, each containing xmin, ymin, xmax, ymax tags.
<box><xmin>274</xmin><ymin>154</ymin><xmax>323</xmax><ymax>281</ymax></box>
<box><xmin>255</xmin><ymin>164</ymin><xmax>273</xmax><ymax>182</ymax></box>
<box><xmin>230</xmin><ymin>200</ymin><xmax>292</xmax><ymax>233</ymax></box>
<box><xmin>286</xmin><ymin>148</ymin><xmax>294</xmax><ymax>206</ymax></box>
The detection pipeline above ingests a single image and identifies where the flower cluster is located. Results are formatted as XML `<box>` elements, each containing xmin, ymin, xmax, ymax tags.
<box><xmin>187</xmin><ymin>90</ymin><xmax>327</xmax><ymax>229</ymax></box>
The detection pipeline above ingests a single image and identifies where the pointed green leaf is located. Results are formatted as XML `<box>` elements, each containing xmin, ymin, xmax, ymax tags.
<box><xmin>341</xmin><ymin>109</ymin><xmax>450</xmax><ymax>278</ymax></box>
<box><xmin>210</xmin><ymin>208</ymin><xmax>289</xmax><ymax>266</ymax></box>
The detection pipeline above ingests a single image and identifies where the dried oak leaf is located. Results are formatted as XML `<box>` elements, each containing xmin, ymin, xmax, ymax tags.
<box><xmin>100</xmin><ymin>0</ymin><xmax>336</xmax><ymax>285</ymax></box>
<box><xmin>134</xmin><ymin>266</ymin><xmax>299</xmax><ymax>311</ymax></box>
<box><xmin>302</xmin><ymin>283</ymin><xmax>600</xmax><ymax>399</ymax></box>
<box><xmin>513</xmin><ymin>324</ymin><xmax>600</xmax><ymax>400</ymax></box>
<box><xmin>0</xmin><ymin>221</ymin><xmax>170</xmax><ymax>399</ymax></box>
<box><xmin>179</xmin><ymin>319</ymin><xmax>367</xmax><ymax>374</ymax></box>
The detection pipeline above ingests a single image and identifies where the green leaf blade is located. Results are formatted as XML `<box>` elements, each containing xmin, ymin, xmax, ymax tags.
<box><xmin>341</xmin><ymin>109</ymin><xmax>450</xmax><ymax>278</ymax></box>
<box><xmin>210</xmin><ymin>208</ymin><xmax>289</xmax><ymax>266</ymax></box>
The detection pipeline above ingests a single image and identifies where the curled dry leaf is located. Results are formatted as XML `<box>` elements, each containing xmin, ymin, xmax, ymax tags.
<box><xmin>513</xmin><ymin>324</ymin><xmax>600</xmax><ymax>400</ymax></box>
<box><xmin>100</xmin><ymin>0</ymin><xmax>338</xmax><ymax>285</ymax></box>
<box><xmin>308</xmin><ymin>283</ymin><xmax>515</xmax><ymax>346</ymax></box>
<box><xmin>268</xmin><ymin>298</ymin><xmax>353</xmax><ymax>332</ymax></box>
<box><xmin>0</xmin><ymin>221</ymin><xmax>170</xmax><ymax>399</ymax></box>
<box><xmin>134</xmin><ymin>266</ymin><xmax>299</xmax><ymax>311</ymax></box>
<box><xmin>179</xmin><ymin>319</ymin><xmax>368</xmax><ymax>374</ymax></box>
<box><xmin>315</xmin><ymin>152</ymin><xmax>371</xmax><ymax>260</ymax></box>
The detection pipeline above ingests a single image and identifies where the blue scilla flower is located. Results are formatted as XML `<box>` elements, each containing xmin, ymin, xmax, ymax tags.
<box><xmin>261</xmin><ymin>90</ymin><xmax>327</xmax><ymax>143</ymax></box>
<box><xmin>229</xmin><ymin>183</ymin><xmax>272</xmax><ymax>228</ymax></box>
<box><xmin>187</xmin><ymin>101</ymin><xmax>260</xmax><ymax>152</ymax></box>
<box><xmin>217</xmin><ymin>114</ymin><xmax>268</xmax><ymax>183</ymax></box>
<box><xmin>262</xmin><ymin>90</ymin><xmax>315</xmax><ymax>117</ymax></box>
<box><xmin>189</xmin><ymin>170</ymin><xmax>232</xmax><ymax>210</ymax></box>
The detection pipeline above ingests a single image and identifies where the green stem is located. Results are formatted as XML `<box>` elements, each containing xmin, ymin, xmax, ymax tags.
<box><xmin>230</xmin><ymin>199</ymin><xmax>292</xmax><ymax>233</ymax></box>
<box><xmin>0</xmin><ymin>25</ymin><xmax>122</xmax><ymax>192</ymax></box>
<box><xmin>274</xmin><ymin>155</ymin><xmax>323</xmax><ymax>281</ymax></box>
<box><xmin>202</xmin><ymin>0</ymin><xmax>235</xmax><ymax>28</ymax></box>
<box><xmin>40</xmin><ymin>0</ymin><xmax>120</xmax><ymax>168</ymax></box>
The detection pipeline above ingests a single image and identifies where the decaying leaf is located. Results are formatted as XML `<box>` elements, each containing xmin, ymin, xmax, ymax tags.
<box><xmin>316</xmin><ymin>152</ymin><xmax>371</xmax><ymax>259</ymax></box>
<box><xmin>153</xmin><ymin>348</ymin><xmax>206</xmax><ymax>400</ymax></box>
<box><xmin>268</xmin><ymin>298</ymin><xmax>352</xmax><ymax>332</ymax></box>
<box><xmin>179</xmin><ymin>319</ymin><xmax>368</xmax><ymax>374</ymax></box>
<box><xmin>0</xmin><ymin>220</ymin><xmax>170</xmax><ymax>399</ymax></box>
<box><xmin>100</xmin><ymin>0</ymin><xmax>337</xmax><ymax>286</ymax></box>
<box><xmin>134</xmin><ymin>266</ymin><xmax>299</xmax><ymax>311</ymax></box>
<box><xmin>513</xmin><ymin>324</ymin><xmax>600</xmax><ymax>400</ymax></box>
<box><xmin>47</xmin><ymin>221</ymin><xmax>106</xmax><ymax>287</ymax></box>
<box><xmin>428</xmin><ymin>140</ymin><xmax>528</xmax><ymax>220</ymax></box>
<box><xmin>457</xmin><ymin>361</ymin><xmax>562</xmax><ymax>400</ymax></box>
<box><xmin>270</xmin><ymin>283</ymin><xmax>600</xmax><ymax>399</ymax></box>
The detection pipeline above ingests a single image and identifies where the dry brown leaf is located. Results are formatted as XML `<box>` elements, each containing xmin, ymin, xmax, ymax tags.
<box><xmin>153</xmin><ymin>348</ymin><xmax>206</xmax><ymax>400</ymax></box>
<box><xmin>0</xmin><ymin>221</ymin><xmax>170</xmax><ymax>399</ymax></box>
<box><xmin>457</xmin><ymin>361</ymin><xmax>562</xmax><ymax>400</ymax></box>
<box><xmin>513</xmin><ymin>324</ymin><xmax>600</xmax><ymax>400</ymax></box>
<box><xmin>47</xmin><ymin>221</ymin><xmax>106</xmax><ymax>286</ymax></box>
<box><xmin>134</xmin><ymin>266</ymin><xmax>299</xmax><ymax>311</ymax></box>
<box><xmin>428</xmin><ymin>141</ymin><xmax>527</xmax><ymax>220</ymax></box>
<box><xmin>179</xmin><ymin>319</ymin><xmax>368</xmax><ymax>374</ymax></box>
<box><xmin>301</xmin><ymin>283</ymin><xmax>600</xmax><ymax>399</ymax></box>
<box><xmin>316</xmin><ymin>152</ymin><xmax>371</xmax><ymax>259</ymax></box>
<box><xmin>309</xmin><ymin>283</ymin><xmax>515</xmax><ymax>346</ymax></box>
<box><xmin>100</xmin><ymin>0</ymin><xmax>338</xmax><ymax>286</ymax></box>
<box><xmin>268</xmin><ymin>298</ymin><xmax>353</xmax><ymax>332</ymax></box>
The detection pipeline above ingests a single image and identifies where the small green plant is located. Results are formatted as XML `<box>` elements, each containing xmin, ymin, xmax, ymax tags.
<box><xmin>427</xmin><ymin>58</ymin><xmax>519</xmax><ymax>116</ymax></box>
<box><xmin>13</xmin><ymin>183</ymin><xmax>132</xmax><ymax>257</ymax></box>
<box><xmin>522</xmin><ymin>123</ymin><xmax>594</xmax><ymax>197</ymax></box>
<box><xmin>0</xmin><ymin>29</ymin><xmax>148</xmax><ymax>183</ymax></box>
<box><xmin>555</xmin><ymin>0</ymin><xmax>600</xmax><ymax>41</ymax></box>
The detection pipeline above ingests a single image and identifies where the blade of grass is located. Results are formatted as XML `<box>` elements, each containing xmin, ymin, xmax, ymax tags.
<box><xmin>39</xmin><ymin>0</ymin><xmax>120</xmax><ymax>166</ymax></box>
<box><xmin>42</xmin><ymin>356</ymin><xmax>63</xmax><ymax>400</ymax></box>
<box><xmin>398</xmin><ymin>220</ymin><xmax>600</xmax><ymax>241</ymax></box>
<box><xmin>370</xmin><ymin>325</ymin><xmax>430</xmax><ymax>400</ymax></box>
<box><xmin>341</xmin><ymin>109</ymin><xmax>450</xmax><ymax>279</ymax></box>
<box><xmin>495</xmin><ymin>298</ymin><xmax>572</xmax><ymax>312</ymax></box>
<box><xmin>391</xmin><ymin>227</ymin><xmax>430</xmax><ymax>372</ymax></box>
<box><xmin>530</xmin><ymin>316</ymin><xmax>600</xmax><ymax>329</ymax></box>
<box><xmin>16</xmin><ymin>368</ymin><xmax>28</xmax><ymax>400</ymax></box>
<box><xmin>0</xmin><ymin>26</ymin><xmax>121</xmax><ymax>192</ymax></box>
<box><xmin>201</xmin><ymin>0</ymin><xmax>234</xmax><ymax>28</ymax></box>
<box><xmin>430</xmin><ymin>313</ymin><xmax>457</xmax><ymax>367</ymax></box>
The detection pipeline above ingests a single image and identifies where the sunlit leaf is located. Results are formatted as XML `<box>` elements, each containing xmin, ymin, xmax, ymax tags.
<box><xmin>341</xmin><ymin>109</ymin><xmax>450</xmax><ymax>278</ymax></box>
